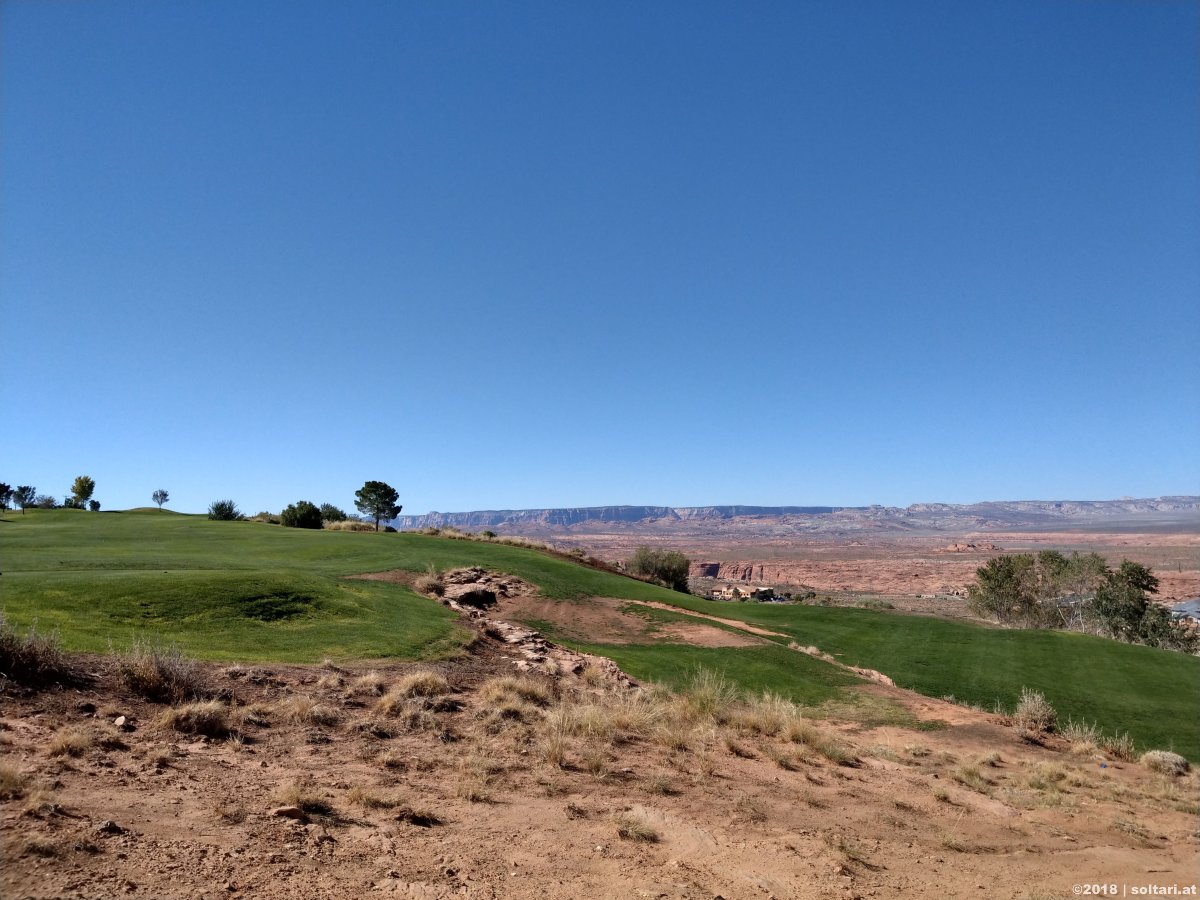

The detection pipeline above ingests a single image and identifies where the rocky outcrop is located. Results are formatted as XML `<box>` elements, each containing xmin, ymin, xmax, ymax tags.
<box><xmin>434</xmin><ymin>568</ymin><xmax>637</xmax><ymax>688</ymax></box>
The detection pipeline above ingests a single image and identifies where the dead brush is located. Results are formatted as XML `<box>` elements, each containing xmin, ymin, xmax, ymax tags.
<box><xmin>646</xmin><ymin>775</ymin><xmax>678</xmax><ymax>796</ymax></box>
<box><xmin>277</xmin><ymin>695</ymin><xmax>341</xmax><ymax>727</ymax></box>
<box><xmin>23</xmin><ymin>836</ymin><xmax>59</xmax><ymax>858</ymax></box>
<box><xmin>0</xmin><ymin>763</ymin><xmax>30</xmax><ymax>800</ymax></box>
<box><xmin>1140</xmin><ymin>750</ymin><xmax>1189</xmax><ymax>777</ymax></box>
<box><xmin>1013</xmin><ymin>688</ymin><xmax>1057</xmax><ymax>733</ymax></box>
<box><xmin>160</xmin><ymin>700</ymin><xmax>232</xmax><ymax>738</ymax></box>
<box><xmin>47</xmin><ymin>726</ymin><xmax>95</xmax><ymax>758</ymax></box>
<box><xmin>413</xmin><ymin>574</ymin><xmax>444</xmax><ymax>597</ymax></box>
<box><xmin>0</xmin><ymin>614</ymin><xmax>72</xmax><ymax>686</ymax></box>
<box><xmin>114</xmin><ymin>640</ymin><xmax>203</xmax><ymax>703</ymax></box>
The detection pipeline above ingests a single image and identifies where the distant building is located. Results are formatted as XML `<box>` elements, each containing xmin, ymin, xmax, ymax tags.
<box><xmin>713</xmin><ymin>585</ymin><xmax>776</xmax><ymax>602</ymax></box>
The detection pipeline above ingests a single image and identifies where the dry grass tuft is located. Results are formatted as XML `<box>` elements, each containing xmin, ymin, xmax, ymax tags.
<box><xmin>349</xmin><ymin>671</ymin><xmax>388</xmax><ymax>695</ymax></box>
<box><xmin>734</xmin><ymin>794</ymin><xmax>767</xmax><ymax>823</ymax></box>
<box><xmin>0</xmin><ymin>763</ymin><xmax>30</xmax><ymax>799</ymax></box>
<box><xmin>276</xmin><ymin>781</ymin><xmax>336</xmax><ymax>817</ymax></box>
<box><xmin>160</xmin><ymin>700</ymin><xmax>231</xmax><ymax>738</ymax></box>
<box><xmin>348</xmin><ymin>786</ymin><xmax>397</xmax><ymax>809</ymax></box>
<box><xmin>414</xmin><ymin>574</ymin><xmax>444</xmax><ymax>596</ymax></box>
<box><xmin>391</xmin><ymin>671</ymin><xmax>451</xmax><ymax>699</ymax></box>
<box><xmin>615</xmin><ymin>813</ymin><xmax>659</xmax><ymax>842</ymax></box>
<box><xmin>763</xmin><ymin>744</ymin><xmax>799</xmax><ymax>771</ymax></box>
<box><xmin>377</xmin><ymin>751</ymin><xmax>408</xmax><ymax>770</ymax></box>
<box><xmin>679</xmin><ymin>669</ymin><xmax>739</xmax><ymax>724</ymax></box>
<box><xmin>646</xmin><ymin>775</ymin><xmax>678</xmax><ymax>796</ymax></box>
<box><xmin>277</xmin><ymin>695</ymin><xmax>341</xmax><ymax>727</ymax></box>
<box><xmin>480</xmin><ymin>675</ymin><xmax>553</xmax><ymax>708</ymax></box>
<box><xmin>952</xmin><ymin>765</ymin><xmax>992</xmax><ymax>794</ymax></box>
<box><xmin>214</xmin><ymin>803</ymin><xmax>248</xmax><ymax>824</ymax></box>
<box><xmin>1140</xmin><ymin>750</ymin><xmax>1189</xmax><ymax>777</ymax></box>
<box><xmin>115</xmin><ymin>640</ymin><xmax>203</xmax><ymax>703</ymax></box>
<box><xmin>47</xmin><ymin>726</ymin><xmax>95</xmax><ymax>757</ymax></box>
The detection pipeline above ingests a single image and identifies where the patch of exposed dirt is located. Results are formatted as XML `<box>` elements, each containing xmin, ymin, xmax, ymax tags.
<box><xmin>491</xmin><ymin>594</ymin><xmax>760</xmax><ymax>648</ymax></box>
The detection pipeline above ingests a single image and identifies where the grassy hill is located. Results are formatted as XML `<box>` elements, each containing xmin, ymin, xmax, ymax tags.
<box><xmin>3</xmin><ymin>508</ymin><xmax>1198</xmax><ymax>757</ymax></box>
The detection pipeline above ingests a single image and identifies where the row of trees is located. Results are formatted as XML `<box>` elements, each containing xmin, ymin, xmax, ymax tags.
<box><xmin>0</xmin><ymin>477</ymin><xmax>100</xmax><ymax>513</ymax></box>
<box><xmin>2</xmin><ymin>479</ymin><xmax>400</xmax><ymax>534</ymax></box>
<box><xmin>208</xmin><ymin>481</ymin><xmax>403</xmax><ymax>532</ymax></box>
<box><xmin>967</xmin><ymin>551</ymin><xmax>1195</xmax><ymax>652</ymax></box>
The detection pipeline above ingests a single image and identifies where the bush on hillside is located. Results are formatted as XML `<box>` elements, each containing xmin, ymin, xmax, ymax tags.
<box><xmin>627</xmin><ymin>547</ymin><xmax>691</xmax><ymax>593</ymax></box>
<box><xmin>280</xmin><ymin>500</ymin><xmax>323</xmax><ymax>529</ymax></box>
<box><xmin>208</xmin><ymin>499</ymin><xmax>243</xmax><ymax>521</ymax></box>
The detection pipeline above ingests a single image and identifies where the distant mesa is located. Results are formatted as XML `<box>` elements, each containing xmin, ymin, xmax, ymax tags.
<box><xmin>391</xmin><ymin>497</ymin><xmax>1200</xmax><ymax>534</ymax></box>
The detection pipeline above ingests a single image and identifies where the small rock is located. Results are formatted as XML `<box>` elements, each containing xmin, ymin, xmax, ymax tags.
<box><xmin>77</xmin><ymin>701</ymin><xmax>97</xmax><ymax>714</ymax></box>
<box><xmin>94</xmin><ymin>820</ymin><xmax>126</xmax><ymax>835</ymax></box>
<box><xmin>272</xmin><ymin>806</ymin><xmax>308</xmax><ymax>821</ymax></box>
<box><xmin>114</xmin><ymin>715</ymin><xmax>126</xmax><ymax>728</ymax></box>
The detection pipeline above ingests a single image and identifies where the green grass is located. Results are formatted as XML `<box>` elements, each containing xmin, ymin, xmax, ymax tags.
<box><xmin>629</xmin><ymin>594</ymin><xmax>1200</xmax><ymax>759</ymax></box>
<box><xmin>568</xmin><ymin>641</ymin><xmax>859</xmax><ymax>708</ymax></box>
<box><xmin>0</xmin><ymin>509</ymin><xmax>689</xmax><ymax>663</ymax></box>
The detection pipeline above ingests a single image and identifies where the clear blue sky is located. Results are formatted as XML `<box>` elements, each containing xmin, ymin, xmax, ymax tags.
<box><xmin>2</xmin><ymin>0</ymin><xmax>1197</xmax><ymax>515</ymax></box>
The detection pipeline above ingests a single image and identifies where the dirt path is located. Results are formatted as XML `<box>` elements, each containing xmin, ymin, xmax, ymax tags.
<box><xmin>619</xmin><ymin>599</ymin><xmax>788</xmax><ymax>638</ymax></box>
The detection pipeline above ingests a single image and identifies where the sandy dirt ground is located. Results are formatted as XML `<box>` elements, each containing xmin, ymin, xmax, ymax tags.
<box><xmin>3</xmin><ymin>612</ymin><xmax>1198</xmax><ymax>900</ymax></box>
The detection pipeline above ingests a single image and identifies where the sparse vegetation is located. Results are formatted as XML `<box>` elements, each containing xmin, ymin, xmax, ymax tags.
<box><xmin>115</xmin><ymin>640</ymin><xmax>204</xmax><ymax>703</ymax></box>
<box><xmin>0</xmin><ymin>613</ymin><xmax>72</xmax><ymax>686</ymax></box>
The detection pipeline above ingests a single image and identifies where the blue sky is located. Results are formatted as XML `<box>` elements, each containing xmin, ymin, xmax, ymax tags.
<box><xmin>2</xmin><ymin>0</ymin><xmax>1197</xmax><ymax>515</ymax></box>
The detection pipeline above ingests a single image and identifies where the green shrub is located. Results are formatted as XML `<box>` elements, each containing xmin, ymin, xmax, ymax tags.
<box><xmin>207</xmin><ymin>500</ymin><xmax>242</xmax><ymax>521</ymax></box>
<box><xmin>627</xmin><ymin>547</ymin><xmax>691</xmax><ymax>593</ymax></box>
<box><xmin>280</xmin><ymin>501</ymin><xmax>323</xmax><ymax>529</ymax></box>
